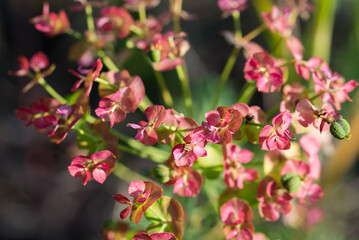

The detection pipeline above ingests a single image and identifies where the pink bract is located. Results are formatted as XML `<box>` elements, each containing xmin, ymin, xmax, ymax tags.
<box><xmin>259</xmin><ymin>111</ymin><xmax>292</xmax><ymax>151</ymax></box>
<box><xmin>218</xmin><ymin>0</ymin><xmax>247</xmax><ymax>14</ymax></box>
<box><xmin>173</xmin><ymin>170</ymin><xmax>203</xmax><ymax>197</ymax></box>
<box><xmin>127</xmin><ymin>105</ymin><xmax>166</xmax><ymax>145</ymax></box>
<box><xmin>70</xmin><ymin>58</ymin><xmax>103</xmax><ymax>96</ymax></box>
<box><xmin>68</xmin><ymin>150</ymin><xmax>116</xmax><ymax>185</ymax></box>
<box><xmin>220</xmin><ymin>198</ymin><xmax>253</xmax><ymax>225</ymax></box>
<box><xmin>95</xmin><ymin>87</ymin><xmax>137</xmax><ymax>127</ymax></box>
<box><xmin>261</xmin><ymin>6</ymin><xmax>292</xmax><ymax>37</ymax></box>
<box><xmin>96</xmin><ymin>6</ymin><xmax>134</xmax><ymax>39</ymax></box>
<box><xmin>31</xmin><ymin>2</ymin><xmax>70</xmax><ymax>37</ymax></box>
<box><xmin>132</xmin><ymin>232</ymin><xmax>178</xmax><ymax>240</ymax></box>
<box><xmin>281</xmin><ymin>160</ymin><xmax>323</xmax><ymax>203</ymax></box>
<box><xmin>244</xmin><ymin>52</ymin><xmax>283</xmax><ymax>93</ymax></box>
<box><xmin>172</xmin><ymin>131</ymin><xmax>207</xmax><ymax>167</ymax></box>
<box><xmin>257</xmin><ymin>177</ymin><xmax>292</xmax><ymax>221</ymax></box>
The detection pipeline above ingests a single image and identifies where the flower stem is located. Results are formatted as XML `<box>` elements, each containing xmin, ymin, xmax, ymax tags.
<box><xmin>176</xmin><ymin>64</ymin><xmax>193</xmax><ymax>117</ymax></box>
<box><xmin>139</xmin><ymin>95</ymin><xmax>153</xmax><ymax>112</ymax></box>
<box><xmin>97</xmin><ymin>50</ymin><xmax>120</xmax><ymax>71</ymax></box>
<box><xmin>138</xmin><ymin>2</ymin><xmax>147</xmax><ymax>24</ymax></box>
<box><xmin>309</xmin><ymin>90</ymin><xmax>326</xmax><ymax>102</ymax></box>
<box><xmin>211</xmin><ymin>11</ymin><xmax>242</xmax><ymax>109</ymax></box>
<box><xmin>66</xmin><ymin>28</ymin><xmax>82</xmax><ymax>39</ymax></box>
<box><xmin>237</xmin><ymin>81</ymin><xmax>257</xmax><ymax>104</ymax></box>
<box><xmin>94</xmin><ymin>77</ymin><xmax>118</xmax><ymax>91</ymax></box>
<box><xmin>278</xmin><ymin>59</ymin><xmax>296</xmax><ymax>68</ymax></box>
<box><xmin>113</xmin><ymin>162</ymin><xmax>153</xmax><ymax>183</ymax></box>
<box><xmin>113</xmin><ymin>131</ymin><xmax>169</xmax><ymax>163</ymax></box>
<box><xmin>38</xmin><ymin>77</ymin><xmax>67</xmax><ymax>104</ymax></box>
<box><xmin>172</xmin><ymin>0</ymin><xmax>183</xmax><ymax>33</ymax></box>
<box><xmin>211</xmin><ymin>47</ymin><xmax>240</xmax><ymax>109</ymax></box>
<box><xmin>153</xmin><ymin>70</ymin><xmax>174</xmax><ymax>108</ymax></box>
<box><xmin>241</xmin><ymin>24</ymin><xmax>267</xmax><ymax>43</ymax></box>
<box><xmin>85</xmin><ymin>4</ymin><xmax>96</xmax><ymax>34</ymax></box>
<box><xmin>246</xmin><ymin>122</ymin><xmax>266</xmax><ymax>127</ymax></box>
<box><xmin>232</xmin><ymin>11</ymin><xmax>242</xmax><ymax>40</ymax></box>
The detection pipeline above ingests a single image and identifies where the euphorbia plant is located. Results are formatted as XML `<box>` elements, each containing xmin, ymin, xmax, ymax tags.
<box><xmin>11</xmin><ymin>0</ymin><xmax>358</xmax><ymax>239</ymax></box>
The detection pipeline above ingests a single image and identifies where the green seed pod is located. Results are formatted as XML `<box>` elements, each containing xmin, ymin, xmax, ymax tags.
<box><xmin>330</xmin><ymin>118</ymin><xmax>351</xmax><ymax>140</ymax></box>
<box><xmin>151</xmin><ymin>164</ymin><xmax>170</xmax><ymax>183</ymax></box>
<box><xmin>281</xmin><ymin>172</ymin><xmax>301</xmax><ymax>193</ymax></box>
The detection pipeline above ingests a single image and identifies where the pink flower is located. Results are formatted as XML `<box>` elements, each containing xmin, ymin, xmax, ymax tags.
<box><xmin>9</xmin><ymin>51</ymin><xmax>55</xmax><ymax>92</ymax></box>
<box><xmin>299</xmin><ymin>135</ymin><xmax>321</xmax><ymax>179</ymax></box>
<box><xmin>313</xmin><ymin>64</ymin><xmax>358</xmax><ymax>110</ymax></box>
<box><xmin>203</xmin><ymin>106</ymin><xmax>242</xmax><ymax>144</ymax></box>
<box><xmin>31</xmin><ymin>2</ymin><xmax>70</xmax><ymax>37</ymax></box>
<box><xmin>46</xmin><ymin>104</ymin><xmax>83</xmax><ymax>144</ymax></box>
<box><xmin>220</xmin><ymin>198</ymin><xmax>254</xmax><ymax>240</ymax></box>
<box><xmin>218</xmin><ymin>0</ymin><xmax>247</xmax><ymax>14</ymax></box>
<box><xmin>69</xmin><ymin>59</ymin><xmax>103</xmax><ymax>96</ymax></box>
<box><xmin>223</xmin><ymin>143</ymin><xmax>259</xmax><ymax>189</ymax></box>
<box><xmin>15</xmin><ymin>97</ymin><xmax>60</xmax><ymax>132</ymax></box>
<box><xmin>280</xmin><ymin>83</ymin><xmax>306</xmax><ymax>112</ymax></box>
<box><xmin>123</xmin><ymin>0</ymin><xmax>161</xmax><ymax>10</ymax></box>
<box><xmin>113</xmin><ymin>181</ymin><xmax>163</xmax><ymax>224</ymax></box>
<box><xmin>147</xmin><ymin>32</ymin><xmax>189</xmax><ymax>71</ymax></box>
<box><xmin>99</xmin><ymin>70</ymin><xmax>145</xmax><ymax>105</ymax></box>
<box><xmin>281</xmin><ymin>160</ymin><xmax>323</xmax><ymax>203</ymax></box>
<box><xmin>220</xmin><ymin>198</ymin><xmax>253</xmax><ymax>225</ymax></box>
<box><xmin>173</xmin><ymin>169</ymin><xmax>203</xmax><ymax>197</ymax></box>
<box><xmin>259</xmin><ymin>111</ymin><xmax>292</xmax><ymax>151</ymax></box>
<box><xmin>261</xmin><ymin>6</ymin><xmax>292</xmax><ymax>37</ymax></box>
<box><xmin>132</xmin><ymin>232</ymin><xmax>178</xmax><ymax>240</ymax></box>
<box><xmin>96</xmin><ymin>7</ymin><xmax>134</xmax><ymax>39</ymax></box>
<box><xmin>172</xmin><ymin>130</ymin><xmax>207</xmax><ymax>167</ymax></box>
<box><xmin>157</xmin><ymin>109</ymin><xmax>198</xmax><ymax>145</ymax></box>
<box><xmin>295</xmin><ymin>99</ymin><xmax>341</xmax><ymax>132</ymax></box>
<box><xmin>244</xmin><ymin>52</ymin><xmax>283</xmax><ymax>93</ymax></box>
<box><xmin>257</xmin><ymin>177</ymin><xmax>292</xmax><ymax>221</ymax></box>
<box><xmin>127</xmin><ymin>105</ymin><xmax>166</xmax><ymax>145</ymax></box>
<box><xmin>95</xmin><ymin>87</ymin><xmax>137</xmax><ymax>127</ymax></box>
<box><xmin>68</xmin><ymin>150</ymin><xmax>116</xmax><ymax>185</ymax></box>
<box><xmin>295</xmin><ymin>57</ymin><xmax>322</xmax><ymax>80</ymax></box>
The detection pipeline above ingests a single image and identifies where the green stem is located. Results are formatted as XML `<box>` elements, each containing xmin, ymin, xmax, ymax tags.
<box><xmin>94</xmin><ymin>77</ymin><xmax>118</xmax><ymax>91</ymax></box>
<box><xmin>232</xmin><ymin>11</ymin><xmax>242</xmax><ymax>40</ymax></box>
<box><xmin>38</xmin><ymin>77</ymin><xmax>67</xmax><ymax>104</ymax></box>
<box><xmin>241</xmin><ymin>23</ymin><xmax>267</xmax><ymax>43</ymax></box>
<box><xmin>113</xmin><ymin>162</ymin><xmax>153</xmax><ymax>183</ymax></box>
<box><xmin>66</xmin><ymin>28</ymin><xmax>82</xmax><ymax>39</ymax></box>
<box><xmin>176</xmin><ymin>64</ymin><xmax>193</xmax><ymax>117</ymax></box>
<box><xmin>138</xmin><ymin>2</ymin><xmax>147</xmax><ymax>24</ymax></box>
<box><xmin>246</xmin><ymin>122</ymin><xmax>266</xmax><ymax>127</ymax></box>
<box><xmin>237</xmin><ymin>81</ymin><xmax>257</xmax><ymax>104</ymax></box>
<box><xmin>147</xmin><ymin>201</ymin><xmax>168</xmax><ymax>222</ymax></box>
<box><xmin>153</xmin><ymin>70</ymin><xmax>174</xmax><ymax>108</ymax></box>
<box><xmin>309</xmin><ymin>90</ymin><xmax>326</xmax><ymax>102</ymax></box>
<box><xmin>172</xmin><ymin>0</ymin><xmax>183</xmax><ymax>33</ymax></box>
<box><xmin>211</xmin><ymin>47</ymin><xmax>240</xmax><ymax>109</ymax></box>
<box><xmin>211</xmin><ymin>11</ymin><xmax>245</xmax><ymax>109</ymax></box>
<box><xmin>85</xmin><ymin>4</ymin><xmax>96</xmax><ymax>34</ymax></box>
<box><xmin>113</xmin><ymin>131</ymin><xmax>169</xmax><ymax>163</ymax></box>
<box><xmin>278</xmin><ymin>59</ymin><xmax>296</xmax><ymax>68</ymax></box>
<box><xmin>97</xmin><ymin>50</ymin><xmax>120</xmax><ymax>71</ymax></box>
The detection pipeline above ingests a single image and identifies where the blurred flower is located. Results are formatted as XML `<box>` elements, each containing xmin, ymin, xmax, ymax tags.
<box><xmin>68</xmin><ymin>150</ymin><xmax>116</xmax><ymax>185</ymax></box>
<box><xmin>31</xmin><ymin>2</ymin><xmax>70</xmax><ymax>37</ymax></box>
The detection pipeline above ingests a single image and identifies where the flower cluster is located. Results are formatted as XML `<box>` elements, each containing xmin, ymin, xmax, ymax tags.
<box><xmin>11</xmin><ymin>0</ymin><xmax>359</xmax><ymax>239</ymax></box>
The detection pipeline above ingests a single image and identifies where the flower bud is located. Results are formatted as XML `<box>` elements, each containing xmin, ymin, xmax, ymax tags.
<box><xmin>151</xmin><ymin>164</ymin><xmax>170</xmax><ymax>183</ymax></box>
<box><xmin>281</xmin><ymin>172</ymin><xmax>301</xmax><ymax>193</ymax></box>
<box><xmin>330</xmin><ymin>118</ymin><xmax>351</xmax><ymax>140</ymax></box>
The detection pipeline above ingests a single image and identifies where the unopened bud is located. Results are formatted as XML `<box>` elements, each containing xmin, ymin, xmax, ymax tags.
<box><xmin>151</xmin><ymin>164</ymin><xmax>170</xmax><ymax>183</ymax></box>
<box><xmin>330</xmin><ymin>118</ymin><xmax>351</xmax><ymax>140</ymax></box>
<box><xmin>281</xmin><ymin>172</ymin><xmax>301</xmax><ymax>193</ymax></box>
